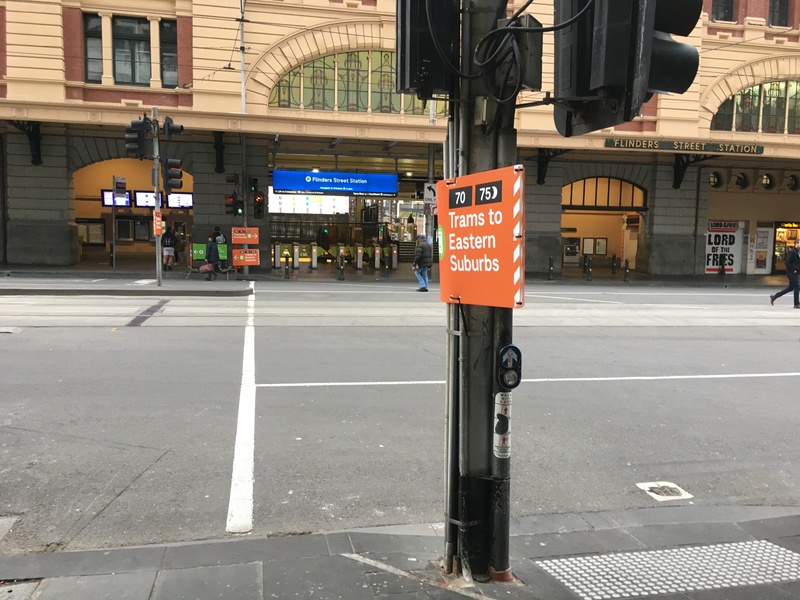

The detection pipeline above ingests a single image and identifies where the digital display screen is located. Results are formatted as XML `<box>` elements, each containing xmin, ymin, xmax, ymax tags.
<box><xmin>102</xmin><ymin>189</ymin><xmax>131</xmax><ymax>207</ymax></box>
<box><xmin>167</xmin><ymin>193</ymin><xmax>193</xmax><ymax>208</ymax></box>
<box><xmin>272</xmin><ymin>170</ymin><xmax>398</xmax><ymax>197</ymax></box>
<box><xmin>267</xmin><ymin>186</ymin><xmax>349</xmax><ymax>215</ymax></box>
<box><xmin>134</xmin><ymin>191</ymin><xmax>162</xmax><ymax>208</ymax></box>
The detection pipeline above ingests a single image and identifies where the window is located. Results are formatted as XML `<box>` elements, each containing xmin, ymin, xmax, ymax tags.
<box><xmin>269</xmin><ymin>50</ymin><xmax>447</xmax><ymax>117</ymax></box>
<box><xmin>561</xmin><ymin>178</ymin><xmax>645</xmax><ymax>209</ymax></box>
<box><xmin>770</xmin><ymin>0</ymin><xmax>789</xmax><ymax>26</ymax></box>
<box><xmin>160</xmin><ymin>20</ymin><xmax>178</xmax><ymax>88</ymax></box>
<box><xmin>113</xmin><ymin>17</ymin><xmax>151</xmax><ymax>86</ymax></box>
<box><xmin>84</xmin><ymin>13</ymin><xmax>102</xmax><ymax>83</ymax></box>
<box><xmin>712</xmin><ymin>80</ymin><xmax>800</xmax><ymax>135</ymax></box>
<box><xmin>712</xmin><ymin>0</ymin><xmax>735</xmax><ymax>21</ymax></box>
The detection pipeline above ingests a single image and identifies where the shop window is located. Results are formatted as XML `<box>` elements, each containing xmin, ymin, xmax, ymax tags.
<box><xmin>116</xmin><ymin>218</ymin><xmax>151</xmax><ymax>241</ymax></box>
<box><xmin>160</xmin><ymin>20</ymin><xmax>178</xmax><ymax>88</ymax></box>
<box><xmin>712</xmin><ymin>0</ymin><xmax>735</xmax><ymax>21</ymax></box>
<box><xmin>770</xmin><ymin>0</ymin><xmax>789</xmax><ymax>27</ymax></box>
<box><xmin>84</xmin><ymin>13</ymin><xmax>103</xmax><ymax>83</ymax></box>
<box><xmin>117</xmin><ymin>219</ymin><xmax>134</xmax><ymax>241</ymax></box>
<box><xmin>76</xmin><ymin>219</ymin><xmax>105</xmax><ymax>245</ymax></box>
<box><xmin>113</xmin><ymin>17</ymin><xmax>151</xmax><ymax>86</ymax></box>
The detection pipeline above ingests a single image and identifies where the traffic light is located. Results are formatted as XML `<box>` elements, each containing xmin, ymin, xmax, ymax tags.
<box><xmin>226</xmin><ymin>174</ymin><xmax>240</xmax><ymax>186</ymax></box>
<box><xmin>162</xmin><ymin>116</ymin><xmax>184</xmax><ymax>140</ymax></box>
<box><xmin>248</xmin><ymin>177</ymin><xmax>258</xmax><ymax>193</ymax></box>
<box><xmin>124</xmin><ymin>117</ymin><xmax>150</xmax><ymax>159</ymax></box>
<box><xmin>254</xmin><ymin>191</ymin><xmax>265</xmax><ymax>218</ymax></box>
<box><xmin>553</xmin><ymin>0</ymin><xmax>701</xmax><ymax>137</ymax></box>
<box><xmin>497</xmin><ymin>345</ymin><xmax>522</xmax><ymax>391</ymax></box>
<box><xmin>235</xmin><ymin>195</ymin><xmax>244</xmax><ymax>216</ymax></box>
<box><xmin>162</xmin><ymin>156</ymin><xmax>183</xmax><ymax>192</ymax></box>
<box><xmin>225</xmin><ymin>193</ymin><xmax>237</xmax><ymax>215</ymax></box>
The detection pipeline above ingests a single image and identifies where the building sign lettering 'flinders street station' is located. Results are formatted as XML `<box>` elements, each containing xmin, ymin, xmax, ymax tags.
<box><xmin>605</xmin><ymin>139</ymin><xmax>764</xmax><ymax>155</ymax></box>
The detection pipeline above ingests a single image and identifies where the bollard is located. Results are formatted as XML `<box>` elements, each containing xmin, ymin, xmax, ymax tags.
<box><xmin>624</xmin><ymin>259</ymin><xmax>630</xmax><ymax>282</ymax></box>
<box><xmin>586</xmin><ymin>256</ymin><xmax>593</xmax><ymax>281</ymax></box>
<box><xmin>337</xmin><ymin>251</ymin><xmax>346</xmax><ymax>281</ymax></box>
<box><xmin>611</xmin><ymin>253</ymin><xmax>617</xmax><ymax>275</ymax></box>
<box><xmin>109</xmin><ymin>243</ymin><xmax>114</xmax><ymax>267</ymax></box>
<box><xmin>283</xmin><ymin>252</ymin><xmax>290</xmax><ymax>279</ymax></box>
<box><xmin>548</xmin><ymin>256</ymin><xmax>554</xmax><ymax>281</ymax></box>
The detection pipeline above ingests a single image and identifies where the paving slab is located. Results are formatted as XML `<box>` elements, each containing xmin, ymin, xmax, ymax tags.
<box><xmin>33</xmin><ymin>571</ymin><xmax>157</xmax><ymax>600</ymax></box>
<box><xmin>0</xmin><ymin>582</ymin><xmax>38</xmax><ymax>600</ymax></box>
<box><xmin>262</xmin><ymin>554</ymin><xmax>373</xmax><ymax>600</ymax></box>
<box><xmin>151</xmin><ymin>562</ymin><xmax>262</xmax><ymax>600</ymax></box>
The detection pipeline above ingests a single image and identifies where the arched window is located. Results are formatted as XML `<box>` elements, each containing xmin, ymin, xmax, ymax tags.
<box><xmin>711</xmin><ymin>80</ymin><xmax>800</xmax><ymax>134</ymax></box>
<box><xmin>562</xmin><ymin>178</ymin><xmax>645</xmax><ymax>210</ymax></box>
<box><xmin>269</xmin><ymin>50</ymin><xmax>447</xmax><ymax>117</ymax></box>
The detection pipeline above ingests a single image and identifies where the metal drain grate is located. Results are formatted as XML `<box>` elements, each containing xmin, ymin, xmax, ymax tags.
<box><xmin>537</xmin><ymin>540</ymin><xmax>800</xmax><ymax>599</ymax></box>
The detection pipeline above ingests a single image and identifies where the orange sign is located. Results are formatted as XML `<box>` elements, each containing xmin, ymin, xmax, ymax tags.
<box><xmin>153</xmin><ymin>210</ymin><xmax>163</xmax><ymax>236</ymax></box>
<box><xmin>231</xmin><ymin>227</ymin><xmax>259</xmax><ymax>245</ymax></box>
<box><xmin>437</xmin><ymin>165</ymin><xmax>525</xmax><ymax>309</ymax></box>
<box><xmin>231</xmin><ymin>248</ymin><xmax>260</xmax><ymax>266</ymax></box>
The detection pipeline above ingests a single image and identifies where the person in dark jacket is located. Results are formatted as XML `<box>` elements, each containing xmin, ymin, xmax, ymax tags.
<box><xmin>205</xmin><ymin>234</ymin><xmax>220</xmax><ymax>281</ymax></box>
<box><xmin>771</xmin><ymin>238</ymin><xmax>800</xmax><ymax>307</ymax></box>
<box><xmin>412</xmin><ymin>233</ymin><xmax>433</xmax><ymax>292</ymax></box>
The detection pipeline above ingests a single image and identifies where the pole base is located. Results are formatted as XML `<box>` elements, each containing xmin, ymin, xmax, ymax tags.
<box><xmin>488</xmin><ymin>567</ymin><xmax>513</xmax><ymax>582</ymax></box>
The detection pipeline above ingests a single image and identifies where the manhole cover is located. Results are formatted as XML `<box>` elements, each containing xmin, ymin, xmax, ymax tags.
<box><xmin>636</xmin><ymin>481</ymin><xmax>693</xmax><ymax>501</ymax></box>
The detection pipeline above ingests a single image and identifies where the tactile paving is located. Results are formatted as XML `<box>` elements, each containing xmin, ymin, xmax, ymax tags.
<box><xmin>536</xmin><ymin>540</ymin><xmax>800</xmax><ymax>599</ymax></box>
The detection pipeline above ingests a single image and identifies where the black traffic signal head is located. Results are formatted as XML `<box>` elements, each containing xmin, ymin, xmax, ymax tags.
<box><xmin>497</xmin><ymin>345</ymin><xmax>522</xmax><ymax>391</ymax></box>
<box><xmin>235</xmin><ymin>194</ymin><xmax>244</xmax><ymax>216</ymax></box>
<box><xmin>226</xmin><ymin>174</ymin><xmax>240</xmax><ymax>185</ymax></box>
<box><xmin>124</xmin><ymin>117</ymin><xmax>150</xmax><ymax>159</ymax></box>
<box><xmin>225</xmin><ymin>192</ymin><xmax>237</xmax><ymax>215</ymax></box>
<box><xmin>162</xmin><ymin>156</ymin><xmax>183</xmax><ymax>192</ymax></box>
<box><xmin>162</xmin><ymin>116</ymin><xmax>184</xmax><ymax>141</ymax></box>
<box><xmin>248</xmin><ymin>177</ymin><xmax>258</xmax><ymax>192</ymax></box>
<box><xmin>554</xmin><ymin>0</ymin><xmax>701</xmax><ymax>137</ymax></box>
<box><xmin>254</xmin><ymin>191</ymin><xmax>265</xmax><ymax>218</ymax></box>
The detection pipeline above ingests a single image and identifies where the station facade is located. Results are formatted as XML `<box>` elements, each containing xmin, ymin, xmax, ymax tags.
<box><xmin>0</xmin><ymin>0</ymin><xmax>799</xmax><ymax>276</ymax></box>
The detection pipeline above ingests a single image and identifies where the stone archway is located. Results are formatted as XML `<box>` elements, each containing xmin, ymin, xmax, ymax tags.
<box><xmin>699</xmin><ymin>54</ymin><xmax>800</xmax><ymax>128</ymax></box>
<box><xmin>244</xmin><ymin>18</ymin><xmax>392</xmax><ymax>111</ymax></box>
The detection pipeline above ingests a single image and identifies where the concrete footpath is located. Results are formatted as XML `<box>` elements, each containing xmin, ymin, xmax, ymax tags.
<box><xmin>4</xmin><ymin>506</ymin><xmax>800</xmax><ymax>599</ymax></box>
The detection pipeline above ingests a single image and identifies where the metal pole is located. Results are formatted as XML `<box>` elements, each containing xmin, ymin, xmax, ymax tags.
<box><xmin>239</xmin><ymin>0</ymin><xmax>250</xmax><ymax>276</ymax></box>
<box><xmin>152</xmin><ymin>106</ymin><xmax>162</xmax><ymax>287</ymax></box>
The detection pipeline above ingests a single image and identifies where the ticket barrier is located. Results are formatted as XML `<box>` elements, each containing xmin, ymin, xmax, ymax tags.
<box><xmin>292</xmin><ymin>242</ymin><xmax>300</xmax><ymax>269</ymax></box>
<box><xmin>273</xmin><ymin>242</ymin><xmax>282</xmax><ymax>269</ymax></box>
<box><xmin>390</xmin><ymin>244</ymin><xmax>398</xmax><ymax>269</ymax></box>
<box><xmin>337</xmin><ymin>244</ymin><xmax>346</xmax><ymax>281</ymax></box>
<box><xmin>310</xmin><ymin>242</ymin><xmax>318</xmax><ymax>269</ymax></box>
<box><xmin>374</xmin><ymin>244</ymin><xmax>381</xmax><ymax>269</ymax></box>
<box><xmin>355</xmin><ymin>244</ymin><xmax>363</xmax><ymax>269</ymax></box>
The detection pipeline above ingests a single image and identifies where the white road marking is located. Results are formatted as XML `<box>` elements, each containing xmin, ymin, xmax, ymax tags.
<box><xmin>524</xmin><ymin>294</ymin><xmax>624</xmax><ymax>304</ymax></box>
<box><xmin>129</xmin><ymin>279</ymin><xmax>157</xmax><ymax>286</ymax></box>
<box><xmin>342</xmin><ymin>553</ymin><xmax>489</xmax><ymax>599</ymax></box>
<box><xmin>256</xmin><ymin>371</ymin><xmax>800</xmax><ymax>389</ymax></box>
<box><xmin>226</xmin><ymin>282</ymin><xmax>256</xmax><ymax>533</ymax></box>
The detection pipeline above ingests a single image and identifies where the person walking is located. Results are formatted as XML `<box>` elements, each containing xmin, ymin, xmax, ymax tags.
<box><xmin>161</xmin><ymin>226</ymin><xmax>177</xmax><ymax>271</ymax></box>
<box><xmin>412</xmin><ymin>233</ymin><xmax>432</xmax><ymax>292</ymax></box>
<box><xmin>204</xmin><ymin>234</ymin><xmax>220</xmax><ymax>281</ymax></box>
<box><xmin>214</xmin><ymin>226</ymin><xmax>228</xmax><ymax>271</ymax></box>
<box><xmin>771</xmin><ymin>238</ymin><xmax>800</xmax><ymax>308</ymax></box>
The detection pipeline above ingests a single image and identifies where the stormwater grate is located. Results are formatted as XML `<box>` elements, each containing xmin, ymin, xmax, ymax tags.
<box><xmin>636</xmin><ymin>481</ymin><xmax>693</xmax><ymax>502</ymax></box>
<box><xmin>536</xmin><ymin>540</ymin><xmax>800</xmax><ymax>599</ymax></box>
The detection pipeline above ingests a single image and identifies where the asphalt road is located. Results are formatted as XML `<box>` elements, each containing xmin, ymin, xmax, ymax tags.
<box><xmin>2</xmin><ymin>280</ymin><xmax>800</xmax><ymax>554</ymax></box>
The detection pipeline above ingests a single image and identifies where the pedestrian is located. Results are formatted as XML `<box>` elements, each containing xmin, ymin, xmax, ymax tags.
<box><xmin>771</xmin><ymin>238</ymin><xmax>800</xmax><ymax>308</ymax></box>
<box><xmin>412</xmin><ymin>232</ymin><xmax>432</xmax><ymax>292</ymax></box>
<box><xmin>204</xmin><ymin>234</ymin><xmax>219</xmax><ymax>281</ymax></box>
<box><xmin>214</xmin><ymin>226</ymin><xmax>228</xmax><ymax>270</ymax></box>
<box><xmin>161</xmin><ymin>226</ymin><xmax>177</xmax><ymax>271</ymax></box>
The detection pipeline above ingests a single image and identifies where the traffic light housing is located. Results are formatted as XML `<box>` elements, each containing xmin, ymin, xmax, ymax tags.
<box><xmin>225</xmin><ymin>193</ymin><xmax>237</xmax><ymax>215</ymax></box>
<box><xmin>162</xmin><ymin>156</ymin><xmax>183</xmax><ymax>192</ymax></box>
<box><xmin>124</xmin><ymin>117</ymin><xmax>150</xmax><ymax>159</ymax></box>
<box><xmin>162</xmin><ymin>116</ymin><xmax>184</xmax><ymax>140</ymax></box>
<box><xmin>248</xmin><ymin>177</ymin><xmax>258</xmax><ymax>193</ymax></box>
<box><xmin>235</xmin><ymin>195</ymin><xmax>244</xmax><ymax>216</ymax></box>
<box><xmin>254</xmin><ymin>191</ymin><xmax>265</xmax><ymax>218</ymax></box>
<box><xmin>554</xmin><ymin>0</ymin><xmax>701</xmax><ymax>137</ymax></box>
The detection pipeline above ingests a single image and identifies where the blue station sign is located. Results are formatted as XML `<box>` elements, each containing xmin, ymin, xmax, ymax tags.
<box><xmin>272</xmin><ymin>170</ymin><xmax>398</xmax><ymax>197</ymax></box>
